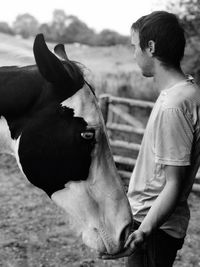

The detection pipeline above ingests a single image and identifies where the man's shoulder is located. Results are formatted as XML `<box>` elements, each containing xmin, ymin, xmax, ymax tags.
<box><xmin>162</xmin><ymin>82</ymin><xmax>200</xmax><ymax>111</ymax></box>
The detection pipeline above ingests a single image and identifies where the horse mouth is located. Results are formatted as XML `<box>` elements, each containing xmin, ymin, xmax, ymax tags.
<box><xmin>82</xmin><ymin>228</ymin><xmax>108</xmax><ymax>253</ymax></box>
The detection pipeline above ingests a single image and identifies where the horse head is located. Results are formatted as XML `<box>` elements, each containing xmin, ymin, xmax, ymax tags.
<box><xmin>0</xmin><ymin>34</ymin><xmax>132</xmax><ymax>255</ymax></box>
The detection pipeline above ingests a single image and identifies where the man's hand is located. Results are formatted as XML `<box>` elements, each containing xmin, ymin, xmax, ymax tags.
<box><xmin>98</xmin><ymin>229</ymin><xmax>145</xmax><ymax>260</ymax></box>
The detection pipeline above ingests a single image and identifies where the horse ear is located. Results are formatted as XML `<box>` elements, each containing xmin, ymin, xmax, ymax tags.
<box><xmin>33</xmin><ymin>34</ymin><xmax>84</xmax><ymax>100</ymax></box>
<box><xmin>33</xmin><ymin>34</ymin><xmax>85</xmax><ymax>98</ymax></box>
<box><xmin>54</xmin><ymin>44</ymin><xmax>69</xmax><ymax>61</ymax></box>
<box><xmin>33</xmin><ymin>34</ymin><xmax>70</xmax><ymax>85</ymax></box>
<box><xmin>53</xmin><ymin>43</ymin><xmax>85</xmax><ymax>90</ymax></box>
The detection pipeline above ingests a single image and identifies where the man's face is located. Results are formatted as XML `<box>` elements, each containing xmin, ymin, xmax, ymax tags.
<box><xmin>131</xmin><ymin>30</ymin><xmax>154</xmax><ymax>77</ymax></box>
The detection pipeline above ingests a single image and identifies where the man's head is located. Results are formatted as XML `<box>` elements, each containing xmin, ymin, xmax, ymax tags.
<box><xmin>131</xmin><ymin>11</ymin><xmax>186</xmax><ymax>76</ymax></box>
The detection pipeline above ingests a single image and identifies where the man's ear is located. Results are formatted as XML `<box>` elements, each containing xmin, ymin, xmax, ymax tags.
<box><xmin>146</xmin><ymin>40</ymin><xmax>155</xmax><ymax>57</ymax></box>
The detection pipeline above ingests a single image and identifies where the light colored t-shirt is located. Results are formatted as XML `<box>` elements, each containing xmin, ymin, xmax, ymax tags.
<box><xmin>128</xmin><ymin>79</ymin><xmax>200</xmax><ymax>238</ymax></box>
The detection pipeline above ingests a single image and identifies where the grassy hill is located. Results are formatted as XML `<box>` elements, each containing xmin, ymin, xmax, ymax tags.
<box><xmin>0</xmin><ymin>33</ymin><xmax>34</xmax><ymax>66</ymax></box>
<box><xmin>0</xmin><ymin>32</ymin><xmax>135</xmax><ymax>71</ymax></box>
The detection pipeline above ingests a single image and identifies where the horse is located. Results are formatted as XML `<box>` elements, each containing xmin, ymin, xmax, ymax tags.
<box><xmin>0</xmin><ymin>34</ymin><xmax>132</xmax><ymax>255</ymax></box>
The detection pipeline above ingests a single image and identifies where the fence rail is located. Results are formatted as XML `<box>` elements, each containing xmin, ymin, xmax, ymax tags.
<box><xmin>107</xmin><ymin>95</ymin><xmax>155</xmax><ymax>108</ymax></box>
<box><xmin>99</xmin><ymin>94</ymin><xmax>200</xmax><ymax>193</ymax></box>
<box><xmin>107</xmin><ymin>122</ymin><xmax>145</xmax><ymax>135</ymax></box>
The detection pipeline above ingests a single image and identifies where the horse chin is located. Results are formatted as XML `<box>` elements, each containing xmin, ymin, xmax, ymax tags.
<box><xmin>63</xmin><ymin>214</ymin><xmax>107</xmax><ymax>253</ymax></box>
<box><xmin>82</xmin><ymin>229</ymin><xmax>107</xmax><ymax>253</ymax></box>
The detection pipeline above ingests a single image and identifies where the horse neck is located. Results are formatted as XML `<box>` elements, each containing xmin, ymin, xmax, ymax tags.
<box><xmin>0</xmin><ymin>66</ymin><xmax>44</xmax><ymax>116</ymax></box>
<box><xmin>0</xmin><ymin>66</ymin><xmax>45</xmax><ymax>154</ymax></box>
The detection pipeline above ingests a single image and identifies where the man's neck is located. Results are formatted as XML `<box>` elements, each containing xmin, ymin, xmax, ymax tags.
<box><xmin>153</xmin><ymin>61</ymin><xmax>186</xmax><ymax>92</ymax></box>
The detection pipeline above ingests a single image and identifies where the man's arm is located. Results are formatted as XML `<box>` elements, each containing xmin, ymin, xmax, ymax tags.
<box><xmin>100</xmin><ymin>164</ymin><xmax>187</xmax><ymax>259</ymax></box>
<box><xmin>138</xmin><ymin>165</ymin><xmax>186</xmax><ymax>236</ymax></box>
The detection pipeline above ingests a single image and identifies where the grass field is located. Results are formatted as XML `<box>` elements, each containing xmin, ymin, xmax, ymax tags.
<box><xmin>0</xmin><ymin>33</ymin><xmax>200</xmax><ymax>266</ymax></box>
<box><xmin>0</xmin><ymin>154</ymin><xmax>200</xmax><ymax>267</ymax></box>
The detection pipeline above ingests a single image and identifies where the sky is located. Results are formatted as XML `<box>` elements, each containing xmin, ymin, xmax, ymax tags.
<box><xmin>0</xmin><ymin>0</ymin><xmax>171</xmax><ymax>35</ymax></box>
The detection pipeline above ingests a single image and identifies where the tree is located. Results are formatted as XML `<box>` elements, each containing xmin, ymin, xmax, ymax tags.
<box><xmin>63</xmin><ymin>18</ymin><xmax>96</xmax><ymax>44</ymax></box>
<box><xmin>48</xmin><ymin>8</ymin><xmax>129</xmax><ymax>45</ymax></box>
<box><xmin>10</xmin><ymin>9</ymin><xmax>129</xmax><ymax>46</ymax></box>
<box><xmin>97</xmin><ymin>29</ymin><xmax>129</xmax><ymax>46</ymax></box>
<box><xmin>51</xmin><ymin>9</ymin><xmax>68</xmax><ymax>40</ymax></box>
<box><xmin>0</xmin><ymin>22</ymin><xmax>14</xmax><ymax>35</ymax></box>
<box><xmin>39</xmin><ymin>23</ymin><xmax>55</xmax><ymax>42</ymax></box>
<box><xmin>167</xmin><ymin>0</ymin><xmax>200</xmax><ymax>37</ymax></box>
<box><xmin>13</xmin><ymin>13</ymin><xmax>39</xmax><ymax>38</ymax></box>
<box><xmin>167</xmin><ymin>0</ymin><xmax>200</xmax><ymax>79</ymax></box>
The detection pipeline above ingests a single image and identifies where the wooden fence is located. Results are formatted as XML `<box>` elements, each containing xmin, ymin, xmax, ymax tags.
<box><xmin>99</xmin><ymin>94</ymin><xmax>200</xmax><ymax>193</ymax></box>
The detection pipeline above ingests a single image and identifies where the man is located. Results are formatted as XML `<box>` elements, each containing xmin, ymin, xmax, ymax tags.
<box><xmin>101</xmin><ymin>11</ymin><xmax>200</xmax><ymax>267</ymax></box>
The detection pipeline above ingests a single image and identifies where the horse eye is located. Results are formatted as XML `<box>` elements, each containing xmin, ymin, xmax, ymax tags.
<box><xmin>81</xmin><ymin>131</ymin><xmax>95</xmax><ymax>140</ymax></box>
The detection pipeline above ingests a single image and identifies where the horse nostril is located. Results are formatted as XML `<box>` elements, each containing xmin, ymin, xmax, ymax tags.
<box><xmin>93</xmin><ymin>227</ymin><xmax>98</xmax><ymax>233</ymax></box>
<box><xmin>119</xmin><ymin>223</ymin><xmax>132</xmax><ymax>245</ymax></box>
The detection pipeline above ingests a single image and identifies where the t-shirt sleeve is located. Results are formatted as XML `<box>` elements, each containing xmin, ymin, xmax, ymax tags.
<box><xmin>155</xmin><ymin>108</ymin><xmax>193</xmax><ymax>166</ymax></box>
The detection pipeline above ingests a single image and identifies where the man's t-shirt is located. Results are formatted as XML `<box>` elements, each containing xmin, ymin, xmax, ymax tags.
<box><xmin>128</xmin><ymin>79</ymin><xmax>200</xmax><ymax>238</ymax></box>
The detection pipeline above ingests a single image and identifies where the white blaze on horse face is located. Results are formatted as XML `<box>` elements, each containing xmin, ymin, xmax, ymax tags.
<box><xmin>61</xmin><ymin>85</ymin><xmax>100</xmax><ymax>125</ymax></box>
<box><xmin>52</xmin><ymin>84</ymin><xmax>132</xmax><ymax>254</ymax></box>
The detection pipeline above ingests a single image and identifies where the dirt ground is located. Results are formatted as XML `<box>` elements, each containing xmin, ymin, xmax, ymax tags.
<box><xmin>0</xmin><ymin>154</ymin><xmax>200</xmax><ymax>267</ymax></box>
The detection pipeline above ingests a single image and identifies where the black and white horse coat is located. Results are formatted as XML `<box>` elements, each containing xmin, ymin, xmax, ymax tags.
<box><xmin>0</xmin><ymin>34</ymin><xmax>132</xmax><ymax>254</ymax></box>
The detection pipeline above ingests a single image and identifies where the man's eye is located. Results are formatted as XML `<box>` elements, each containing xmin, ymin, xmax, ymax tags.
<box><xmin>81</xmin><ymin>131</ymin><xmax>95</xmax><ymax>140</ymax></box>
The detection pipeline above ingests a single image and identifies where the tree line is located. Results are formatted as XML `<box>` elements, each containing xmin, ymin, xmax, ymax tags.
<box><xmin>0</xmin><ymin>3</ymin><xmax>200</xmax><ymax>77</ymax></box>
<box><xmin>0</xmin><ymin>9</ymin><xmax>129</xmax><ymax>46</ymax></box>
<box><xmin>167</xmin><ymin>0</ymin><xmax>200</xmax><ymax>79</ymax></box>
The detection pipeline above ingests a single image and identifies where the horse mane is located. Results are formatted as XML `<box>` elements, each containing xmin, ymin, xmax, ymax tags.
<box><xmin>61</xmin><ymin>59</ymin><xmax>85</xmax><ymax>90</ymax></box>
<box><xmin>64</xmin><ymin>60</ymin><xmax>95</xmax><ymax>95</ymax></box>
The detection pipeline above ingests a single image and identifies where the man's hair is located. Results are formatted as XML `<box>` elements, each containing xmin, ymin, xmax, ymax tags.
<box><xmin>131</xmin><ymin>11</ymin><xmax>186</xmax><ymax>69</ymax></box>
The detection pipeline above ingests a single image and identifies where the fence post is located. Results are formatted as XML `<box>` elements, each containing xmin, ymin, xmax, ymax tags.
<box><xmin>99</xmin><ymin>94</ymin><xmax>110</xmax><ymax>124</ymax></box>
